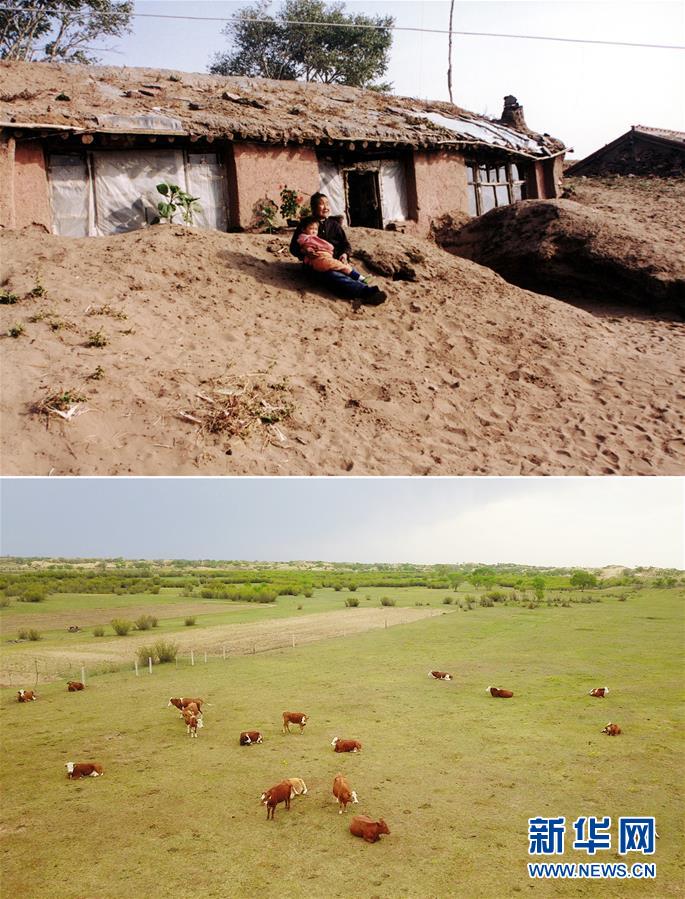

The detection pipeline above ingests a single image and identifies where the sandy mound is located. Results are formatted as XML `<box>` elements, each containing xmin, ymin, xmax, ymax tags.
<box><xmin>1</xmin><ymin>223</ymin><xmax>683</xmax><ymax>475</ymax></box>
<box><xmin>434</xmin><ymin>199</ymin><xmax>685</xmax><ymax>314</ymax></box>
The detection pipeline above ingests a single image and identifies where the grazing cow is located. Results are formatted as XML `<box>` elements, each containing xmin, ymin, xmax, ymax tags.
<box><xmin>282</xmin><ymin>711</ymin><xmax>307</xmax><ymax>734</ymax></box>
<box><xmin>182</xmin><ymin>707</ymin><xmax>202</xmax><ymax>737</ymax></box>
<box><xmin>66</xmin><ymin>762</ymin><xmax>103</xmax><ymax>779</ymax></box>
<box><xmin>168</xmin><ymin>697</ymin><xmax>204</xmax><ymax>717</ymax></box>
<box><xmin>286</xmin><ymin>777</ymin><xmax>308</xmax><ymax>797</ymax></box>
<box><xmin>239</xmin><ymin>731</ymin><xmax>263</xmax><ymax>746</ymax></box>
<box><xmin>350</xmin><ymin>815</ymin><xmax>390</xmax><ymax>843</ymax></box>
<box><xmin>67</xmin><ymin>681</ymin><xmax>85</xmax><ymax>692</ymax></box>
<box><xmin>333</xmin><ymin>774</ymin><xmax>359</xmax><ymax>814</ymax></box>
<box><xmin>487</xmin><ymin>686</ymin><xmax>514</xmax><ymax>698</ymax></box>
<box><xmin>332</xmin><ymin>737</ymin><xmax>362</xmax><ymax>753</ymax></box>
<box><xmin>66</xmin><ymin>626</ymin><xmax>81</xmax><ymax>633</ymax></box>
<box><xmin>602</xmin><ymin>722</ymin><xmax>621</xmax><ymax>736</ymax></box>
<box><xmin>261</xmin><ymin>781</ymin><xmax>292</xmax><ymax>820</ymax></box>
<box><xmin>429</xmin><ymin>671</ymin><xmax>452</xmax><ymax>681</ymax></box>
<box><xmin>589</xmin><ymin>687</ymin><xmax>609</xmax><ymax>698</ymax></box>
<box><xmin>17</xmin><ymin>690</ymin><xmax>37</xmax><ymax>702</ymax></box>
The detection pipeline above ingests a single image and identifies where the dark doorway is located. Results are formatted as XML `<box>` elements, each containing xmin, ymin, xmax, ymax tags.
<box><xmin>346</xmin><ymin>170</ymin><xmax>383</xmax><ymax>228</ymax></box>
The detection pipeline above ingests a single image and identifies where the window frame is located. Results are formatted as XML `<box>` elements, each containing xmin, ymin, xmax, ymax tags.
<box><xmin>466</xmin><ymin>159</ymin><xmax>527</xmax><ymax>217</ymax></box>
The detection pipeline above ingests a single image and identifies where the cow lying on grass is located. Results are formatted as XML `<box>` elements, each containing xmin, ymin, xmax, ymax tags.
<box><xmin>239</xmin><ymin>731</ymin><xmax>263</xmax><ymax>745</ymax></box>
<box><xmin>333</xmin><ymin>774</ymin><xmax>358</xmax><ymax>814</ymax></box>
<box><xmin>487</xmin><ymin>686</ymin><xmax>514</xmax><ymax>698</ymax></box>
<box><xmin>589</xmin><ymin>687</ymin><xmax>609</xmax><ymax>697</ymax></box>
<box><xmin>282</xmin><ymin>711</ymin><xmax>307</xmax><ymax>734</ymax></box>
<box><xmin>17</xmin><ymin>690</ymin><xmax>37</xmax><ymax>702</ymax></box>
<box><xmin>429</xmin><ymin>670</ymin><xmax>452</xmax><ymax>681</ymax></box>
<box><xmin>286</xmin><ymin>777</ymin><xmax>308</xmax><ymax>796</ymax></box>
<box><xmin>602</xmin><ymin>722</ymin><xmax>621</xmax><ymax>736</ymax></box>
<box><xmin>66</xmin><ymin>762</ymin><xmax>104</xmax><ymax>779</ymax></box>
<box><xmin>332</xmin><ymin>737</ymin><xmax>362</xmax><ymax>752</ymax></box>
<box><xmin>67</xmin><ymin>681</ymin><xmax>85</xmax><ymax>691</ymax></box>
<box><xmin>350</xmin><ymin>816</ymin><xmax>390</xmax><ymax>843</ymax></box>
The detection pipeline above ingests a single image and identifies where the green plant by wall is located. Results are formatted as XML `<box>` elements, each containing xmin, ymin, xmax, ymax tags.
<box><xmin>156</xmin><ymin>183</ymin><xmax>201</xmax><ymax>225</ymax></box>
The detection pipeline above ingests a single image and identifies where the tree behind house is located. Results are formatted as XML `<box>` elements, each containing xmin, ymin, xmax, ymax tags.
<box><xmin>209</xmin><ymin>0</ymin><xmax>394</xmax><ymax>91</ymax></box>
<box><xmin>0</xmin><ymin>0</ymin><xmax>133</xmax><ymax>63</ymax></box>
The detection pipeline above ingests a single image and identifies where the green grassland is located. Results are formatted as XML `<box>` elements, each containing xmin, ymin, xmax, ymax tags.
<box><xmin>0</xmin><ymin>587</ymin><xmax>683</xmax><ymax>898</ymax></box>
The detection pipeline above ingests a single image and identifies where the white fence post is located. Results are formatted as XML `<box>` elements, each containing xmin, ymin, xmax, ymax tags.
<box><xmin>292</xmin><ymin>635</ymin><xmax>295</xmax><ymax>648</ymax></box>
<box><xmin>204</xmin><ymin>651</ymin><xmax>207</xmax><ymax>664</ymax></box>
<box><xmin>81</xmin><ymin>666</ymin><xmax>86</xmax><ymax>685</ymax></box>
<box><xmin>148</xmin><ymin>657</ymin><xmax>153</xmax><ymax>675</ymax></box>
<box><xmin>135</xmin><ymin>659</ymin><xmax>139</xmax><ymax>676</ymax></box>
<box><xmin>191</xmin><ymin>650</ymin><xmax>195</xmax><ymax>666</ymax></box>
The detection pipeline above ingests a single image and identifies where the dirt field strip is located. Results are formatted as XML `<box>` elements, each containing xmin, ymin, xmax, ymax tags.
<box><xmin>0</xmin><ymin>606</ymin><xmax>442</xmax><ymax>684</ymax></box>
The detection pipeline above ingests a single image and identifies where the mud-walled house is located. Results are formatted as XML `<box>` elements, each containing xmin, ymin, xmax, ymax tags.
<box><xmin>0</xmin><ymin>62</ymin><xmax>566</xmax><ymax>237</ymax></box>
<box><xmin>565</xmin><ymin>125</ymin><xmax>685</xmax><ymax>177</ymax></box>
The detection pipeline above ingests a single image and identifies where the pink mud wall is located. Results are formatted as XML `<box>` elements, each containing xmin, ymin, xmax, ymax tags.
<box><xmin>0</xmin><ymin>137</ymin><xmax>15</xmax><ymax>228</ymax></box>
<box><xmin>12</xmin><ymin>141</ymin><xmax>51</xmax><ymax>229</ymax></box>
<box><xmin>232</xmin><ymin>143</ymin><xmax>321</xmax><ymax>229</ymax></box>
<box><xmin>412</xmin><ymin>150</ymin><xmax>468</xmax><ymax>233</ymax></box>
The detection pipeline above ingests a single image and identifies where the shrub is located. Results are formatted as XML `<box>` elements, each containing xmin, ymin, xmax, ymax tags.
<box><xmin>85</xmin><ymin>329</ymin><xmax>108</xmax><ymax>348</ymax></box>
<box><xmin>28</xmin><ymin>629</ymin><xmax>41</xmax><ymax>641</ymax></box>
<box><xmin>138</xmin><ymin>640</ymin><xmax>179</xmax><ymax>665</ymax></box>
<box><xmin>380</xmin><ymin>596</ymin><xmax>395</xmax><ymax>607</ymax></box>
<box><xmin>344</xmin><ymin>597</ymin><xmax>359</xmax><ymax>607</ymax></box>
<box><xmin>111</xmin><ymin>618</ymin><xmax>133</xmax><ymax>636</ymax></box>
<box><xmin>0</xmin><ymin>596</ymin><xmax>11</xmax><ymax>607</ymax></box>
<box><xmin>135</xmin><ymin>614</ymin><xmax>157</xmax><ymax>631</ymax></box>
<box><xmin>480</xmin><ymin>596</ymin><xmax>494</xmax><ymax>607</ymax></box>
<box><xmin>17</xmin><ymin>629</ymin><xmax>29</xmax><ymax>640</ymax></box>
<box><xmin>184</xmin><ymin>616</ymin><xmax>196</xmax><ymax>626</ymax></box>
<box><xmin>93</xmin><ymin>626</ymin><xmax>105</xmax><ymax>637</ymax></box>
<box><xmin>20</xmin><ymin>590</ymin><xmax>46</xmax><ymax>603</ymax></box>
<box><xmin>8</xmin><ymin>323</ymin><xmax>24</xmax><ymax>338</ymax></box>
<box><xmin>442</xmin><ymin>596</ymin><xmax>453</xmax><ymax>604</ymax></box>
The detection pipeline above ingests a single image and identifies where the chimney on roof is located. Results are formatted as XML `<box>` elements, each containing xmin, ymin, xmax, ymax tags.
<box><xmin>500</xmin><ymin>95</ymin><xmax>528</xmax><ymax>132</ymax></box>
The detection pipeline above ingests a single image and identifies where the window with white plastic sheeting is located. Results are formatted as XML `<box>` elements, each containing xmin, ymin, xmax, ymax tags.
<box><xmin>186</xmin><ymin>154</ymin><xmax>228</xmax><ymax>231</ymax></box>
<box><xmin>92</xmin><ymin>150</ymin><xmax>185</xmax><ymax>235</ymax></box>
<box><xmin>466</xmin><ymin>160</ymin><xmax>527</xmax><ymax>216</ymax></box>
<box><xmin>318</xmin><ymin>159</ymin><xmax>346</xmax><ymax>216</ymax></box>
<box><xmin>47</xmin><ymin>148</ymin><xmax>232</xmax><ymax>236</ymax></box>
<box><xmin>48</xmin><ymin>155</ymin><xmax>92</xmax><ymax>237</ymax></box>
<box><xmin>379</xmin><ymin>159</ymin><xmax>409</xmax><ymax>225</ymax></box>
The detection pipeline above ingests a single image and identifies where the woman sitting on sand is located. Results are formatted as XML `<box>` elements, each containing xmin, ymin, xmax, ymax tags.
<box><xmin>290</xmin><ymin>193</ymin><xmax>386</xmax><ymax>306</ymax></box>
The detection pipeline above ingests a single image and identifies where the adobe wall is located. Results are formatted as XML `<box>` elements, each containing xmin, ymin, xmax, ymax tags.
<box><xmin>232</xmin><ymin>143</ymin><xmax>321</xmax><ymax>229</ymax></box>
<box><xmin>528</xmin><ymin>156</ymin><xmax>564</xmax><ymax>200</ymax></box>
<box><xmin>0</xmin><ymin>137</ymin><xmax>15</xmax><ymax>228</ymax></box>
<box><xmin>14</xmin><ymin>141</ymin><xmax>51</xmax><ymax>229</ymax></box>
<box><xmin>413</xmin><ymin>150</ymin><xmax>468</xmax><ymax>233</ymax></box>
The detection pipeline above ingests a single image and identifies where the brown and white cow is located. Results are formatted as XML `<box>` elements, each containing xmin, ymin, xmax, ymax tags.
<box><xmin>282</xmin><ymin>711</ymin><xmax>307</xmax><ymax>734</ymax></box>
<box><xmin>602</xmin><ymin>722</ymin><xmax>621</xmax><ymax>736</ymax></box>
<box><xmin>285</xmin><ymin>777</ymin><xmax>308</xmax><ymax>797</ymax></box>
<box><xmin>589</xmin><ymin>687</ymin><xmax>609</xmax><ymax>698</ymax></box>
<box><xmin>333</xmin><ymin>774</ymin><xmax>359</xmax><ymax>814</ymax></box>
<box><xmin>17</xmin><ymin>690</ymin><xmax>37</xmax><ymax>702</ymax></box>
<box><xmin>429</xmin><ymin>670</ymin><xmax>452</xmax><ymax>681</ymax></box>
<box><xmin>487</xmin><ymin>686</ymin><xmax>514</xmax><ymax>698</ymax></box>
<box><xmin>67</xmin><ymin>681</ymin><xmax>85</xmax><ymax>692</ymax></box>
<box><xmin>168</xmin><ymin>697</ymin><xmax>204</xmax><ymax>717</ymax></box>
<box><xmin>261</xmin><ymin>781</ymin><xmax>292</xmax><ymax>819</ymax></box>
<box><xmin>350</xmin><ymin>815</ymin><xmax>390</xmax><ymax>843</ymax></box>
<box><xmin>239</xmin><ymin>731</ymin><xmax>263</xmax><ymax>746</ymax></box>
<box><xmin>66</xmin><ymin>762</ymin><xmax>104</xmax><ymax>779</ymax></box>
<box><xmin>182</xmin><ymin>707</ymin><xmax>202</xmax><ymax>737</ymax></box>
<box><xmin>332</xmin><ymin>737</ymin><xmax>362</xmax><ymax>753</ymax></box>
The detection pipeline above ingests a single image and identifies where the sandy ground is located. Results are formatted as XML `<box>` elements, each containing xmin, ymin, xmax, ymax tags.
<box><xmin>0</xmin><ymin>606</ymin><xmax>440</xmax><ymax>684</ymax></box>
<box><xmin>1</xmin><ymin>180</ymin><xmax>684</xmax><ymax>476</ymax></box>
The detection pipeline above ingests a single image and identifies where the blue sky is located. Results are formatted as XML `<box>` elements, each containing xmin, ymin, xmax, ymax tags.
<box><xmin>88</xmin><ymin>1</ymin><xmax>685</xmax><ymax>158</ymax></box>
<box><xmin>1</xmin><ymin>478</ymin><xmax>682</xmax><ymax>567</ymax></box>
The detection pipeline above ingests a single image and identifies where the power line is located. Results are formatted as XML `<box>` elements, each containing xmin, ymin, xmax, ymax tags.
<box><xmin>0</xmin><ymin>6</ymin><xmax>683</xmax><ymax>51</ymax></box>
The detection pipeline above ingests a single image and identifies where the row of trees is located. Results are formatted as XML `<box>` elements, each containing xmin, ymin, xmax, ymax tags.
<box><xmin>0</xmin><ymin>0</ymin><xmax>394</xmax><ymax>91</ymax></box>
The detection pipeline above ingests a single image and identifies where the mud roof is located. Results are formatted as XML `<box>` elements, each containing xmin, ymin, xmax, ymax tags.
<box><xmin>0</xmin><ymin>60</ymin><xmax>565</xmax><ymax>159</ymax></box>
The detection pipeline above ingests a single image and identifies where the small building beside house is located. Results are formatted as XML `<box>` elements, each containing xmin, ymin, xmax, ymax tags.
<box><xmin>566</xmin><ymin>125</ymin><xmax>685</xmax><ymax>177</ymax></box>
<box><xmin>0</xmin><ymin>62</ymin><xmax>566</xmax><ymax>238</ymax></box>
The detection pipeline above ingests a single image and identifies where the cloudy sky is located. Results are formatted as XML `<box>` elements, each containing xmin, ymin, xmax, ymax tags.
<box><xmin>1</xmin><ymin>477</ymin><xmax>682</xmax><ymax>568</ymax></box>
<box><xmin>89</xmin><ymin>1</ymin><xmax>685</xmax><ymax>158</ymax></box>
